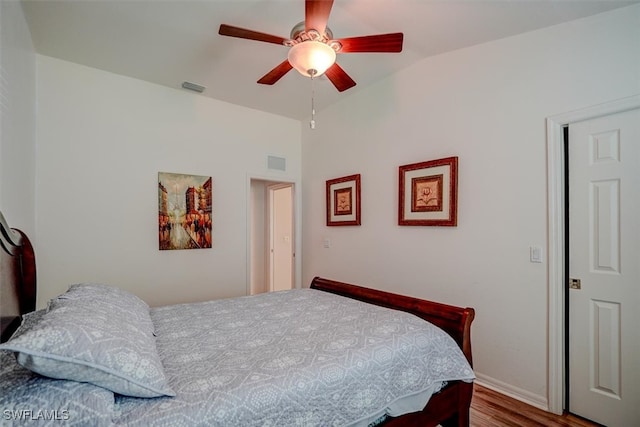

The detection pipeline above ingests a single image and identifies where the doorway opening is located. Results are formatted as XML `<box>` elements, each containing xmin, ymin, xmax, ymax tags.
<box><xmin>248</xmin><ymin>178</ymin><xmax>296</xmax><ymax>295</ymax></box>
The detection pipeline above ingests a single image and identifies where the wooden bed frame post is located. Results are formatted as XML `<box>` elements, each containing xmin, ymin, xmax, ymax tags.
<box><xmin>441</xmin><ymin>381</ymin><xmax>473</xmax><ymax>427</ymax></box>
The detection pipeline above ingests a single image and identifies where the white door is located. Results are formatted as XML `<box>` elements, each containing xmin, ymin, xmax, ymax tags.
<box><xmin>268</xmin><ymin>184</ymin><xmax>294</xmax><ymax>292</ymax></box>
<box><xmin>568</xmin><ymin>108</ymin><xmax>640</xmax><ymax>426</ymax></box>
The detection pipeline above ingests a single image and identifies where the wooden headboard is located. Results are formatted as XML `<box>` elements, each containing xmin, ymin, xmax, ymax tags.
<box><xmin>0</xmin><ymin>211</ymin><xmax>37</xmax><ymax>343</ymax></box>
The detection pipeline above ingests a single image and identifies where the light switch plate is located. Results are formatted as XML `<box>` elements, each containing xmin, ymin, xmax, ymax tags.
<box><xmin>530</xmin><ymin>246</ymin><xmax>543</xmax><ymax>263</ymax></box>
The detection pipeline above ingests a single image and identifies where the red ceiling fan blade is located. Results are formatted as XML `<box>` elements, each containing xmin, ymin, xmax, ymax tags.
<box><xmin>336</xmin><ymin>33</ymin><xmax>404</xmax><ymax>53</ymax></box>
<box><xmin>257</xmin><ymin>60</ymin><xmax>294</xmax><ymax>85</ymax></box>
<box><xmin>305</xmin><ymin>0</ymin><xmax>334</xmax><ymax>35</ymax></box>
<box><xmin>218</xmin><ymin>24</ymin><xmax>288</xmax><ymax>46</ymax></box>
<box><xmin>324</xmin><ymin>63</ymin><xmax>356</xmax><ymax>92</ymax></box>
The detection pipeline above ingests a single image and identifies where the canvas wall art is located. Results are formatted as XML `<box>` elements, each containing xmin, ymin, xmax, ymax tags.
<box><xmin>158</xmin><ymin>172</ymin><xmax>212</xmax><ymax>250</ymax></box>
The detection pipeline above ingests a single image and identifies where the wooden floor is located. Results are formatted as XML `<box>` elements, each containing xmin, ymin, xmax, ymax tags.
<box><xmin>470</xmin><ymin>384</ymin><xmax>601</xmax><ymax>427</ymax></box>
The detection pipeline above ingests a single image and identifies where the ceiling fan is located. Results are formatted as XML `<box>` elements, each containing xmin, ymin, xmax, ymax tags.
<box><xmin>218</xmin><ymin>0</ymin><xmax>403</xmax><ymax>92</ymax></box>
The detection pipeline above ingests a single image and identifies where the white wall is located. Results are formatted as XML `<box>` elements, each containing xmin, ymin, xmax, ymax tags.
<box><xmin>0</xmin><ymin>0</ymin><xmax>36</xmax><ymax>236</ymax></box>
<box><xmin>301</xmin><ymin>5</ymin><xmax>640</xmax><ymax>410</ymax></box>
<box><xmin>35</xmin><ymin>55</ymin><xmax>301</xmax><ymax>308</ymax></box>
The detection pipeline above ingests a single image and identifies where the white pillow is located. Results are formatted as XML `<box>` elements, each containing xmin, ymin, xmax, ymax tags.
<box><xmin>0</xmin><ymin>284</ymin><xmax>175</xmax><ymax>398</ymax></box>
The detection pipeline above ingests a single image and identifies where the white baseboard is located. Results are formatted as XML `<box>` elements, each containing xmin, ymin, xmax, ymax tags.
<box><xmin>474</xmin><ymin>372</ymin><xmax>550</xmax><ymax>412</ymax></box>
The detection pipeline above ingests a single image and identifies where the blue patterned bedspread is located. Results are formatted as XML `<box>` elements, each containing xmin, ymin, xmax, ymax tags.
<box><xmin>113</xmin><ymin>289</ymin><xmax>474</xmax><ymax>426</ymax></box>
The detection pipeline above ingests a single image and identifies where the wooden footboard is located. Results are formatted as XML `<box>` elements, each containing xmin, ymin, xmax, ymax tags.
<box><xmin>310</xmin><ymin>276</ymin><xmax>475</xmax><ymax>427</ymax></box>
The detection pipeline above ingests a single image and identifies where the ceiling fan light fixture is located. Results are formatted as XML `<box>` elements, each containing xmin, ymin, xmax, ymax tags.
<box><xmin>287</xmin><ymin>40</ymin><xmax>336</xmax><ymax>77</ymax></box>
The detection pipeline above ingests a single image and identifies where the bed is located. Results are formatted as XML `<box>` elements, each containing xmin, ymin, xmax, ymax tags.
<box><xmin>0</xmin><ymin>212</ymin><xmax>475</xmax><ymax>427</ymax></box>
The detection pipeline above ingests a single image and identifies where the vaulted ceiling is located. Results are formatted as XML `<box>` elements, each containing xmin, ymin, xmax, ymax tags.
<box><xmin>21</xmin><ymin>0</ymin><xmax>637</xmax><ymax>120</ymax></box>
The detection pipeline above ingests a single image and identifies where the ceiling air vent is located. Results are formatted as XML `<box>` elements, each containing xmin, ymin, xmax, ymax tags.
<box><xmin>181</xmin><ymin>81</ymin><xmax>206</xmax><ymax>93</ymax></box>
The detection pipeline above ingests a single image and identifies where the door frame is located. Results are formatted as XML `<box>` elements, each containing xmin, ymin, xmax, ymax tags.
<box><xmin>545</xmin><ymin>94</ymin><xmax>640</xmax><ymax>414</ymax></box>
<box><xmin>246</xmin><ymin>174</ymin><xmax>301</xmax><ymax>296</ymax></box>
<box><xmin>266</xmin><ymin>182</ymin><xmax>294</xmax><ymax>292</ymax></box>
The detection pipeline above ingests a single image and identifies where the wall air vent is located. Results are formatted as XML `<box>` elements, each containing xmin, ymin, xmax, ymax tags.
<box><xmin>267</xmin><ymin>155</ymin><xmax>286</xmax><ymax>171</ymax></box>
<box><xmin>181</xmin><ymin>81</ymin><xmax>206</xmax><ymax>93</ymax></box>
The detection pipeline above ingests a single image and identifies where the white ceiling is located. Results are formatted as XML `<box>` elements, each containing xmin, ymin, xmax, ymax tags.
<box><xmin>21</xmin><ymin>0</ymin><xmax>637</xmax><ymax>120</ymax></box>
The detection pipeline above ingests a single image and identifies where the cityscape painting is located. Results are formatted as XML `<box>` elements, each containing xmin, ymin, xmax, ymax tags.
<box><xmin>158</xmin><ymin>172</ymin><xmax>212</xmax><ymax>250</ymax></box>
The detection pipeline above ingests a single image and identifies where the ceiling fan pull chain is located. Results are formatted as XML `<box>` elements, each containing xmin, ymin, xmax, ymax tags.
<box><xmin>310</xmin><ymin>72</ymin><xmax>316</xmax><ymax>129</ymax></box>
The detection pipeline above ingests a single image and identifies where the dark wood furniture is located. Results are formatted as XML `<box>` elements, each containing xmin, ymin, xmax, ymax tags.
<box><xmin>311</xmin><ymin>276</ymin><xmax>475</xmax><ymax>427</ymax></box>
<box><xmin>0</xmin><ymin>212</ymin><xmax>36</xmax><ymax>343</ymax></box>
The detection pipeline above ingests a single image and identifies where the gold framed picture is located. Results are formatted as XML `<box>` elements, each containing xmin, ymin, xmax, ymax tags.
<box><xmin>398</xmin><ymin>157</ymin><xmax>458</xmax><ymax>226</ymax></box>
<box><xmin>326</xmin><ymin>174</ymin><xmax>361</xmax><ymax>226</ymax></box>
